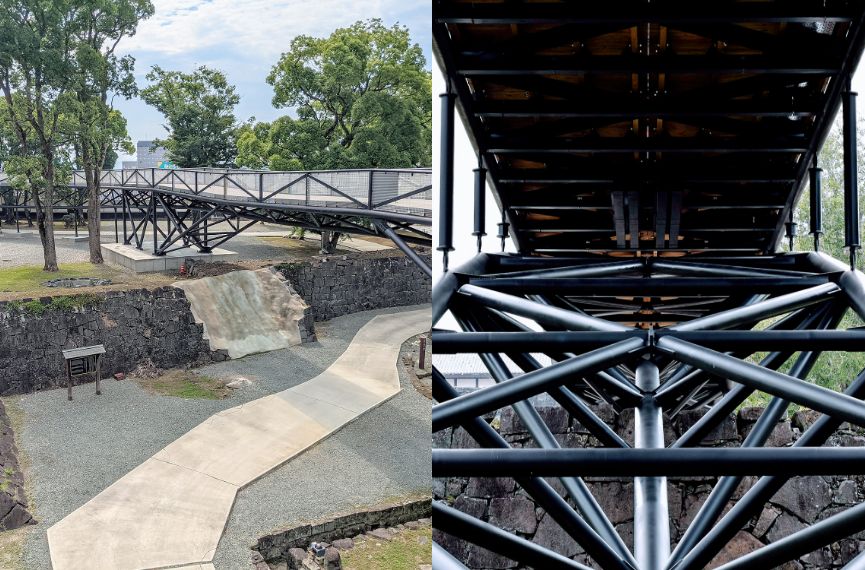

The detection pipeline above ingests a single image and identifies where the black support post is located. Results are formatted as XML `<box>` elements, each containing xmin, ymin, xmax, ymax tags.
<box><xmin>810</xmin><ymin>157</ymin><xmax>823</xmax><ymax>251</ymax></box>
<box><xmin>438</xmin><ymin>88</ymin><xmax>456</xmax><ymax>271</ymax></box>
<box><xmin>472</xmin><ymin>156</ymin><xmax>486</xmax><ymax>253</ymax></box>
<box><xmin>843</xmin><ymin>76</ymin><xmax>860</xmax><ymax>268</ymax></box>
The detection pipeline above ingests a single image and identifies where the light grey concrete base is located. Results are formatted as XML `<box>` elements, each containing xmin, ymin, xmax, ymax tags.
<box><xmin>101</xmin><ymin>243</ymin><xmax>238</xmax><ymax>273</ymax></box>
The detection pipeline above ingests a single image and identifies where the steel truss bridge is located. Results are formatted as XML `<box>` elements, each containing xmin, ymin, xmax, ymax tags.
<box><xmin>0</xmin><ymin>167</ymin><xmax>432</xmax><ymax>275</ymax></box>
<box><xmin>433</xmin><ymin>1</ymin><xmax>865</xmax><ymax>569</ymax></box>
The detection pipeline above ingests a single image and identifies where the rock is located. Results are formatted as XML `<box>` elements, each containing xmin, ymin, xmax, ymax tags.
<box><xmin>0</xmin><ymin>502</ymin><xmax>33</xmax><ymax>530</ymax></box>
<box><xmin>589</xmin><ymin>481</ymin><xmax>634</xmax><ymax>524</ymax></box>
<box><xmin>367</xmin><ymin>527</ymin><xmax>394</xmax><ymax>541</ymax></box>
<box><xmin>766</xmin><ymin>512</ymin><xmax>808</xmax><ymax>543</ymax></box>
<box><xmin>404</xmin><ymin>520</ymin><xmax>421</xmax><ymax>530</ymax></box>
<box><xmin>331</xmin><ymin>538</ymin><xmax>353</xmax><ymax>550</ymax></box>
<box><xmin>533</xmin><ymin>512</ymin><xmax>583</xmax><ymax>558</ymax></box>
<box><xmin>465</xmin><ymin>477</ymin><xmax>515</xmax><ymax>499</ymax></box>
<box><xmin>464</xmin><ymin>544</ymin><xmax>517</xmax><ymax>569</ymax></box>
<box><xmin>753</xmin><ymin>505</ymin><xmax>781</xmax><ymax>538</ymax></box>
<box><xmin>771</xmin><ymin>477</ymin><xmax>832</xmax><ymax>522</ymax></box>
<box><xmin>791</xmin><ymin>410</ymin><xmax>820</xmax><ymax>431</ymax></box>
<box><xmin>738</xmin><ymin>406</ymin><xmax>765</xmax><ymax>422</ymax></box>
<box><xmin>226</xmin><ymin>377</ymin><xmax>252</xmax><ymax>389</ymax></box>
<box><xmin>113</xmin><ymin>372</ymin><xmax>125</xmax><ymax>380</ymax></box>
<box><xmin>287</xmin><ymin>548</ymin><xmax>306</xmax><ymax>570</ymax></box>
<box><xmin>453</xmin><ymin>495</ymin><xmax>486</xmax><ymax>519</ymax></box>
<box><xmin>324</xmin><ymin>546</ymin><xmax>341</xmax><ymax>569</ymax></box>
<box><xmin>706</xmin><ymin>531</ymin><xmax>764</xmax><ymax>568</ymax></box>
<box><xmin>836</xmin><ymin>479</ymin><xmax>858</xmax><ymax>504</ymax></box>
<box><xmin>488</xmin><ymin>496</ymin><xmax>538</xmax><ymax>534</ymax></box>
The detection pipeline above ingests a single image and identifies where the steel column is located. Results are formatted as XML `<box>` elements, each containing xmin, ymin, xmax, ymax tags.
<box><xmin>472</xmin><ymin>157</ymin><xmax>486</xmax><ymax>252</ymax></box>
<box><xmin>844</xmin><ymin>76</ymin><xmax>861</xmax><ymax>267</ymax></box>
<box><xmin>633</xmin><ymin>361</ymin><xmax>669</xmax><ymax>570</ymax></box>
<box><xmin>810</xmin><ymin>158</ymin><xmax>823</xmax><ymax>251</ymax></box>
<box><xmin>438</xmin><ymin>89</ymin><xmax>456</xmax><ymax>270</ymax></box>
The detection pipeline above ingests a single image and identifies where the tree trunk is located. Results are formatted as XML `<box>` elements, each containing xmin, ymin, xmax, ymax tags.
<box><xmin>39</xmin><ymin>158</ymin><xmax>59</xmax><ymax>271</ymax></box>
<box><xmin>319</xmin><ymin>230</ymin><xmax>342</xmax><ymax>254</ymax></box>
<box><xmin>84</xmin><ymin>149</ymin><xmax>103</xmax><ymax>264</ymax></box>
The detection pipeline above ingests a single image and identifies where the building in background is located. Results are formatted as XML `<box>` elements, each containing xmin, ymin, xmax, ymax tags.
<box><xmin>122</xmin><ymin>141</ymin><xmax>169</xmax><ymax>169</ymax></box>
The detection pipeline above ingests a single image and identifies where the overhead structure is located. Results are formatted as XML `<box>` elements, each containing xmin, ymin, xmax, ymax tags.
<box><xmin>0</xmin><ymin>167</ymin><xmax>432</xmax><ymax>275</ymax></box>
<box><xmin>433</xmin><ymin>1</ymin><xmax>865</xmax><ymax>569</ymax></box>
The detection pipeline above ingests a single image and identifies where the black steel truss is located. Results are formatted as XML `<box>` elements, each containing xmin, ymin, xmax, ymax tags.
<box><xmin>0</xmin><ymin>167</ymin><xmax>432</xmax><ymax>273</ymax></box>
<box><xmin>433</xmin><ymin>251</ymin><xmax>865</xmax><ymax>570</ymax></box>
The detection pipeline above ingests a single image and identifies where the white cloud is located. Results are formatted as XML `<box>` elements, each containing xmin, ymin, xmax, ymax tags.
<box><xmin>122</xmin><ymin>0</ymin><xmax>426</xmax><ymax>61</ymax></box>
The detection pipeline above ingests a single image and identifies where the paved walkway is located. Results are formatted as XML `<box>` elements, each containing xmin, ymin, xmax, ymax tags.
<box><xmin>46</xmin><ymin>308</ymin><xmax>429</xmax><ymax>570</ymax></box>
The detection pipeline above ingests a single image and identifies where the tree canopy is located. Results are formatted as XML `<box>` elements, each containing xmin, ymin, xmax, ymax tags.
<box><xmin>141</xmin><ymin>65</ymin><xmax>240</xmax><ymax>168</ymax></box>
<box><xmin>236</xmin><ymin>19</ymin><xmax>431</xmax><ymax>171</ymax></box>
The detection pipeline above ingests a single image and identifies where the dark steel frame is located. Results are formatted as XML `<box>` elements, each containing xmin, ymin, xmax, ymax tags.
<box><xmin>433</xmin><ymin>251</ymin><xmax>865</xmax><ymax>570</ymax></box>
<box><xmin>0</xmin><ymin>167</ymin><xmax>432</xmax><ymax>274</ymax></box>
<box><xmin>432</xmin><ymin>7</ymin><xmax>865</xmax><ymax>563</ymax></box>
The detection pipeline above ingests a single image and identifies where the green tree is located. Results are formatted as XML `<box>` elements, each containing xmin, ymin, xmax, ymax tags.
<box><xmin>237</xmin><ymin>19</ymin><xmax>432</xmax><ymax>172</ymax></box>
<box><xmin>67</xmin><ymin>0</ymin><xmax>152</xmax><ymax>264</ymax></box>
<box><xmin>141</xmin><ymin>65</ymin><xmax>240</xmax><ymax>167</ymax></box>
<box><xmin>0</xmin><ymin>0</ymin><xmax>81</xmax><ymax>271</ymax></box>
<box><xmin>237</xmin><ymin>19</ymin><xmax>431</xmax><ymax>253</ymax></box>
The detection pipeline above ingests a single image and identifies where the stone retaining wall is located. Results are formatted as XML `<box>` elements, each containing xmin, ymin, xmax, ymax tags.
<box><xmin>433</xmin><ymin>404</ymin><xmax>865</xmax><ymax>569</ymax></box>
<box><xmin>276</xmin><ymin>251</ymin><xmax>431</xmax><ymax>321</ymax></box>
<box><xmin>0</xmin><ymin>288</ymin><xmax>219</xmax><ymax>395</ymax></box>
<box><xmin>0</xmin><ymin>400</ymin><xmax>34</xmax><ymax>531</ymax></box>
<box><xmin>255</xmin><ymin>498</ymin><xmax>432</xmax><ymax>565</ymax></box>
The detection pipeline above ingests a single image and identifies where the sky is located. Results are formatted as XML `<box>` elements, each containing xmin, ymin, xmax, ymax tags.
<box><xmin>113</xmin><ymin>0</ymin><xmax>431</xmax><ymax>165</ymax></box>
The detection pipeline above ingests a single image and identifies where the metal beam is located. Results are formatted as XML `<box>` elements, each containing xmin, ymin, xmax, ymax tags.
<box><xmin>432</xmin><ymin>337</ymin><xmax>645</xmax><ymax>431</ymax></box>
<box><xmin>657</xmin><ymin>337</ymin><xmax>865</xmax><ymax>428</ymax></box>
<box><xmin>432</xmin><ymin>502</ymin><xmax>593</xmax><ymax>570</ymax></box>
<box><xmin>456</xmin><ymin>55</ymin><xmax>840</xmax><ymax>76</ymax></box>
<box><xmin>432</xmin><ymin>447</ymin><xmax>865</xmax><ymax>477</ymax></box>
<box><xmin>435</xmin><ymin>3</ymin><xmax>854</xmax><ymax>25</ymax></box>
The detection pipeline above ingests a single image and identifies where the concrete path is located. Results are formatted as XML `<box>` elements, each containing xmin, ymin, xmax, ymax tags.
<box><xmin>46</xmin><ymin>307</ymin><xmax>429</xmax><ymax>570</ymax></box>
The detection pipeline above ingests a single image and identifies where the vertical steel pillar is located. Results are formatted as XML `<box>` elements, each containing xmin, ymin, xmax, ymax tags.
<box><xmin>497</xmin><ymin>210</ymin><xmax>510</xmax><ymax>252</ymax></box>
<box><xmin>473</xmin><ymin>155</ymin><xmax>486</xmax><ymax>253</ymax></box>
<box><xmin>843</xmin><ymin>76</ymin><xmax>860</xmax><ymax>268</ymax></box>
<box><xmin>438</xmin><ymin>86</ymin><xmax>456</xmax><ymax>270</ymax></box>
<box><xmin>634</xmin><ymin>360</ymin><xmax>669</xmax><ymax>570</ymax></box>
<box><xmin>810</xmin><ymin>157</ymin><xmax>823</xmax><ymax>252</ymax></box>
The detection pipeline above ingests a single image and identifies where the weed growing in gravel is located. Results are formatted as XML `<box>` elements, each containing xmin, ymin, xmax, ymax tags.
<box><xmin>134</xmin><ymin>369</ymin><xmax>230</xmax><ymax>400</ymax></box>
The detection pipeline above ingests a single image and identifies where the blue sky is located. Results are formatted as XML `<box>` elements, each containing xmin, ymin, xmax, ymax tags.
<box><xmin>114</xmin><ymin>0</ymin><xmax>431</xmax><ymax>165</ymax></box>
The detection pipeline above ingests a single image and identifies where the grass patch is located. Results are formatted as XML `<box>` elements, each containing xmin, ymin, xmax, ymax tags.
<box><xmin>0</xmin><ymin>263</ymin><xmax>121</xmax><ymax>293</ymax></box>
<box><xmin>134</xmin><ymin>369</ymin><xmax>229</xmax><ymax>400</ymax></box>
<box><xmin>0</xmin><ymin>526</ymin><xmax>31</xmax><ymax>570</ymax></box>
<box><xmin>341</xmin><ymin>527</ymin><xmax>431</xmax><ymax>570</ymax></box>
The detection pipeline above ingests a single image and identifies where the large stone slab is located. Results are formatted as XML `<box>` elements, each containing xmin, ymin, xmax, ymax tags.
<box><xmin>175</xmin><ymin>269</ymin><xmax>310</xmax><ymax>358</ymax></box>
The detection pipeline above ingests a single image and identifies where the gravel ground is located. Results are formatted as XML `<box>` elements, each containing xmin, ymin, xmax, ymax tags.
<box><xmin>0</xmin><ymin>228</ymin><xmax>387</xmax><ymax>269</ymax></box>
<box><xmin>213</xmin><ymin>332</ymin><xmax>432</xmax><ymax>569</ymax></box>
<box><xmin>12</xmin><ymin>304</ymin><xmax>430</xmax><ymax>569</ymax></box>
